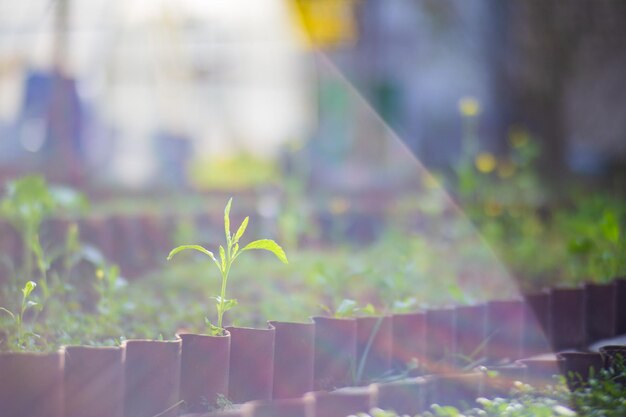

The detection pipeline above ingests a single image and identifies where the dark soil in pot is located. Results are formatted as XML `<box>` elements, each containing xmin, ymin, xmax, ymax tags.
<box><xmin>375</xmin><ymin>377</ymin><xmax>427</xmax><ymax>416</ymax></box>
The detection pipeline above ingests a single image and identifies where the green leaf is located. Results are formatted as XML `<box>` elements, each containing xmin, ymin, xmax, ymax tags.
<box><xmin>335</xmin><ymin>299</ymin><xmax>358</xmax><ymax>317</ymax></box>
<box><xmin>601</xmin><ymin>211</ymin><xmax>620</xmax><ymax>244</ymax></box>
<box><xmin>241</xmin><ymin>239</ymin><xmax>288</xmax><ymax>264</ymax></box>
<box><xmin>204</xmin><ymin>318</ymin><xmax>224</xmax><ymax>336</ymax></box>
<box><xmin>22</xmin><ymin>281</ymin><xmax>37</xmax><ymax>298</ymax></box>
<box><xmin>224</xmin><ymin>197</ymin><xmax>233</xmax><ymax>242</ymax></box>
<box><xmin>166</xmin><ymin>245</ymin><xmax>220</xmax><ymax>271</ymax></box>
<box><xmin>0</xmin><ymin>307</ymin><xmax>15</xmax><ymax>320</ymax></box>
<box><xmin>233</xmin><ymin>216</ymin><xmax>249</xmax><ymax>244</ymax></box>
<box><xmin>219</xmin><ymin>245</ymin><xmax>226</xmax><ymax>271</ymax></box>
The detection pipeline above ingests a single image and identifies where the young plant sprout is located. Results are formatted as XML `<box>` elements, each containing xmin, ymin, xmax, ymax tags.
<box><xmin>167</xmin><ymin>198</ymin><xmax>288</xmax><ymax>335</ymax></box>
<box><xmin>0</xmin><ymin>281</ymin><xmax>41</xmax><ymax>350</ymax></box>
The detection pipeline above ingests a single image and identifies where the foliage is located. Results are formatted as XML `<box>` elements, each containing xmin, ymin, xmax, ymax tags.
<box><xmin>0</xmin><ymin>175</ymin><xmax>87</xmax><ymax>293</ymax></box>
<box><xmin>167</xmin><ymin>198</ymin><xmax>288</xmax><ymax>335</ymax></box>
<box><xmin>0</xmin><ymin>281</ymin><xmax>42</xmax><ymax>351</ymax></box>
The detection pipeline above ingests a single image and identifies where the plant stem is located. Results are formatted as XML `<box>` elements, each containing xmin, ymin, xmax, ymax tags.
<box><xmin>216</xmin><ymin>258</ymin><xmax>231</xmax><ymax>331</ymax></box>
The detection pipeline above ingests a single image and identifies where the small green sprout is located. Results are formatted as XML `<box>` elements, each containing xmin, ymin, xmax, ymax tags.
<box><xmin>0</xmin><ymin>281</ymin><xmax>41</xmax><ymax>349</ymax></box>
<box><xmin>167</xmin><ymin>198</ymin><xmax>288</xmax><ymax>335</ymax></box>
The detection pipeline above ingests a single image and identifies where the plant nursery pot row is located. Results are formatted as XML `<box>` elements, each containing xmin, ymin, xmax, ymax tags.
<box><xmin>1</xmin><ymin>279</ymin><xmax>625</xmax><ymax>417</ymax></box>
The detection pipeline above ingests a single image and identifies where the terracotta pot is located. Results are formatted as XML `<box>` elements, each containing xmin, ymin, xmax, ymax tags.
<box><xmin>550</xmin><ymin>287</ymin><xmax>586</xmax><ymax>351</ymax></box>
<box><xmin>0</xmin><ymin>351</ymin><xmax>64</xmax><ymax>417</ymax></box>
<box><xmin>123</xmin><ymin>339</ymin><xmax>181</xmax><ymax>417</ymax></box>
<box><xmin>424</xmin><ymin>308</ymin><xmax>456</xmax><ymax>374</ymax></box>
<box><xmin>430</xmin><ymin>372</ymin><xmax>484</xmax><ymax>409</ymax></box>
<box><xmin>64</xmin><ymin>346</ymin><xmax>124</xmax><ymax>417</ymax></box>
<box><xmin>312</xmin><ymin>317</ymin><xmax>357</xmax><ymax>390</ymax></box>
<box><xmin>454</xmin><ymin>304</ymin><xmax>487</xmax><ymax>366</ymax></box>
<box><xmin>178</xmin><ymin>332</ymin><xmax>230</xmax><ymax>412</ymax></box>
<box><xmin>269</xmin><ymin>321</ymin><xmax>315</xmax><ymax>399</ymax></box>
<box><xmin>486</xmin><ymin>300</ymin><xmax>524</xmax><ymax>364</ymax></box>
<box><xmin>241</xmin><ymin>398</ymin><xmax>309</xmax><ymax>417</ymax></box>
<box><xmin>522</xmin><ymin>292</ymin><xmax>552</xmax><ymax>357</ymax></box>
<box><xmin>615</xmin><ymin>278</ymin><xmax>626</xmax><ymax>334</ymax></box>
<box><xmin>305</xmin><ymin>386</ymin><xmax>376</xmax><ymax>417</ymax></box>
<box><xmin>584</xmin><ymin>282</ymin><xmax>617</xmax><ymax>344</ymax></box>
<box><xmin>375</xmin><ymin>377</ymin><xmax>427</xmax><ymax>416</ymax></box>
<box><xmin>516</xmin><ymin>356</ymin><xmax>564</xmax><ymax>388</ymax></box>
<box><xmin>391</xmin><ymin>312</ymin><xmax>426</xmax><ymax>373</ymax></box>
<box><xmin>356</xmin><ymin>316</ymin><xmax>392</xmax><ymax>382</ymax></box>
<box><xmin>557</xmin><ymin>352</ymin><xmax>604</xmax><ymax>390</ymax></box>
<box><xmin>479</xmin><ymin>363</ymin><xmax>527</xmax><ymax>398</ymax></box>
<box><xmin>226</xmin><ymin>326</ymin><xmax>275</xmax><ymax>404</ymax></box>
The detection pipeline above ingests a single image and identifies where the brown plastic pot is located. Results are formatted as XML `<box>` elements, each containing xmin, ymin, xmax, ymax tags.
<box><xmin>356</xmin><ymin>315</ymin><xmax>392</xmax><ymax>382</ymax></box>
<box><xmin>305</xmin><ymin>386</ymin><xmax>376</xmax><ymax>417</ymax></box>
<box><xmin>64</xmin><ymin>346</ymin><xmax>124</xmax><ymax>417</ymax></box>
<box><xmin>424</xmin><ymin>308</ymin><xmax>456</xmax><ymax>374</ymax></box>
<box><xmin>269</xmin><ymin>321</ymin><xmax>315</xmax><ymax>399</ymax></box>
<box><xmin>178</xmin><ymin>332</ymin><xmax>230</xmax><ymax>412</ymax></box>
<box><xmin>584</xmin><ymin>282</ymin><xmax>617</xmax><ymax>344</ymax></box>
<box><xmin>312</xmin><ymin>316</ymin><xmax>357</xmax><ymax>390</ymax></box>
<box><xmin>241</xmin><ymin>397</ymin><xmax>309</xmax><ymax>417</ymax></box>
<box><xmin>550</xmin><ymin>287</ymin><xmax>586</xmax><ymax>351</ymax></box>
<box><xmin>454</xmin><ymin>304</ymin><xmax>487</xmax><ymax>366</ymax></box>
<box><xmin>391</xmin><ymin>312</ymin><xmax>426</xmax><ymax>373</ymax></box>
<box><xmin>375</xmin><ymin>377</ymin><xmax>427</xmax><ymax>416</ymax></box>
<box><xmin>486</xmin><ymin>300</ymin><xmax>524</xmax><ymax>364</ymax></box>
<box><xmin>0</xmin><ymin>351</ymin><xmax>64</xmax><ymax>417</ymax></box>
<box><xmin>123</xmin><ymin>339</ymin><xmax>181</xmax><ymax>417</ymax></box>
<box><xmin>226</xmin><ymin>326</ymin><xmax>276</xmax><ymax>404</ymax></box>
<box><xmin>522</xmin><ymin>292</ymin><xmax>552</xmax><ymax>357</ymax></box>
<box><xmin>557</xmin><ymin>352</ymin><xmax>604</xmax><ymax>390</ymax></box>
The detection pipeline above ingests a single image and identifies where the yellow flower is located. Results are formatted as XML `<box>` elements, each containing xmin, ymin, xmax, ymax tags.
<box><xmin>475</xmin><ymin>152</ymin><xmax>496</xmax><ymax>173</ymax></box>
<box><xmin>458</xmin><ymin>97</ymin><xmax>481</xmax><ymax>117</ymax></box>
<box><xmin>96</xmin><ymin>269</ymin><xmax>105</xmax><ymax>280</ymax></box>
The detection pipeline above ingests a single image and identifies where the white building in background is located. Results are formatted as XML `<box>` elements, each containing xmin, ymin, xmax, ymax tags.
<box><xmin>0</xmin><ymin>0</ymin><xmax>313</xmax><ymax>187</ymax></box>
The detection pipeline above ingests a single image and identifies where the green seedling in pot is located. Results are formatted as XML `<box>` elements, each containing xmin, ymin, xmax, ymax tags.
<box><xmin>167</xmin><ymin>198</ymin><xmax>288</xmax><ymax>335</ymax></box>
<box><xmin>0</xmin><ymin>281</ymin><xmax>42</xmax><ymax>350</ymax></box>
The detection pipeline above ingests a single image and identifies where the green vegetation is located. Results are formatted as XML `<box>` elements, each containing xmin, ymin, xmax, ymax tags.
<box><xmin>167</xmin><ymin>198</ymin><xmax>288</xmax><ymax>335</ymax></box>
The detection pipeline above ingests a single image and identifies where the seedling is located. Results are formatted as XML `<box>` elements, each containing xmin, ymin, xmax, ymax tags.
<box><xmin>167</xmin><ymin>198</ymin><xmax>288</xmax><ymax>335</ymax></box>
<box><xmin>0</xmin><ymin>281</ymin><xmax>41</xmax><ymax>350</ymax></box>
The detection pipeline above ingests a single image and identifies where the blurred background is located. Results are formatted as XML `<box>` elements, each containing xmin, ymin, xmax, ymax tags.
<box><xmin>2</xmin><ymin>0</ymin><xmax>625</xmax><ymax>188</ymax></box>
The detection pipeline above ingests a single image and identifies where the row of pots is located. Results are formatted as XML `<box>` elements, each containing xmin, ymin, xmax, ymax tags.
<box><xmin>0</xmin><ymin>207</ymin><xmax>388</xmax><ymax>279</ymax></box>
<box><xmin>1</xmin><ymin>279</ymin><xmax>624</xmax><ymax>417</ymax></box>
<box><xmin>201</xmin><ymin>346</ymin><xmax>626</xmax><ymax>417</ymax></box>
